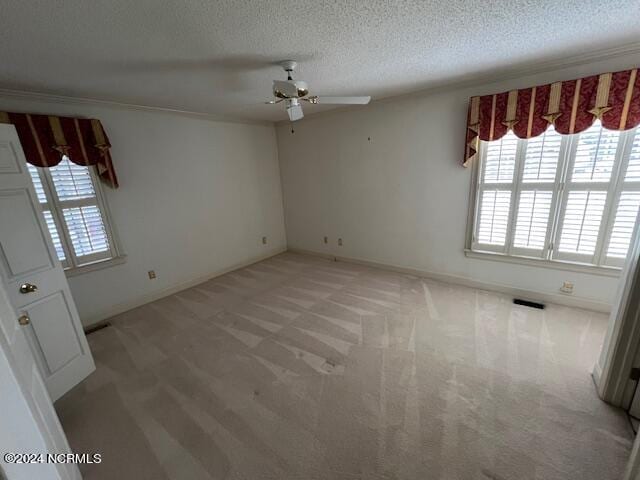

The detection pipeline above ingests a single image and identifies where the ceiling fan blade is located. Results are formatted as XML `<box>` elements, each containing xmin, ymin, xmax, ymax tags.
<box><xmin>307</xmin><ymin>96</ymin><xmax>371</xmax><ymax>105</ymax></box>
<box><xmin>264</xmin><ymin>99</ymin><xmax>283</xmax><ymax>104</ymax></box>
<box><xmin>287</xmin><ymin>103</ymin><xmax>304</xmax><ymax>121</ymax></box>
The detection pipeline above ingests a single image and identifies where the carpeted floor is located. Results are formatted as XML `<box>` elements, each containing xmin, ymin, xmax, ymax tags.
<box><xmin>55</xmin><ymin>252</ymin><xmax>632</xmax><ymax>480</ymax></box>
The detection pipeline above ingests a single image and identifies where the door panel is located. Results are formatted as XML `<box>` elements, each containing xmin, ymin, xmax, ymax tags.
<box><xmin>26</xmin><ymin>292</ymin><xmax>83</xmax><ymax>374</ymax></box>
<box><xmin>0</xmin><ymin>274</ymin><xmax>80</xmax><ymax>480</ymax></box>
<box><xmin>0</xmin><ymin>123</ymin><xmax>94</xmax><ymax>402</ymax></box>
<box><xmin>0</xmin><ymin>139</ymin><xmax>23</xmax><ymax>173</ymax></box>
<box><xmin>0</xmin><ymin>190</ymin><xmax>54</xmax><ymax>277</ymax></box>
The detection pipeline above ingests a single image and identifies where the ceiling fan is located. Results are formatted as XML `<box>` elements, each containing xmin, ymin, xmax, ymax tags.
<box><xmin>265</xmin><ymin>60</ymin><xmax>371</xmax><ymax>121</ymax></box>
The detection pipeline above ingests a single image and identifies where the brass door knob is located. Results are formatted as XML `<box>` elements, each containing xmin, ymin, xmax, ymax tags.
<box><xmin>19</xmin><ymin>283</ymin><xmax>37</xmax><ymax>294</ymax></box>
<box><xmin>18</xmin><ymin>314</ymin><xmax>30</xmax><ymax>326</ymax></box>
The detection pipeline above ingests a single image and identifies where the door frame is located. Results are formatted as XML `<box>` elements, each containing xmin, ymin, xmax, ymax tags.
<box><xmin>593</xmin><ymin>211</ymin><xmax>640</xmax><ymax>407</ymax></box>
<box><xmin>593</xmin><ymin>211</ymin><xmax>640</xmax><ymax>477</ymax></box>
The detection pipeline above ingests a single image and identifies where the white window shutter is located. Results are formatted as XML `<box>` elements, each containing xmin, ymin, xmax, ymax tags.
<box><xmin>42</xmin><ymin>210</ymin><xmax>66</xmax><ymax>261</ymax></box>
<box><xmin>26</xmin><ymin>163</ymin><xmax>48</xmax><ymax>204</ymax></box>
<box><xmin>513</xmin><ymin>190</ymin><xmax>553</xmax><ymax>250</ymax></box>
<box><xmin>521</xmin><ymin>126</ymin><xmax>561</xmax><ymax>183</ymax></box>
<box><xmin>483</xmin><ymin>132</ymin><xmax>518</xmax><ymax>184</ymax></box>
<box><xmin>624</xmin><ymin>130</ymin><xmax>640</xmax><ymax>182</ymax></box>
<box><xmin>473</xmin><ymin>121</ymin><xmax>640</xmax><ymax>269</ymax></box>
<box><xmin>49</xmin><ymin>158</ymin><xmax>96</xmax><ymax>201</ymax></box>
<box><xmin>607</xmin><ymin>192</ymin><xmax>640</xmax><ymax>259</ymax></box>
<box><xmin>25</xmin><ymin>156</ymin><xmax>116</xmax><ymax>267</ymax></box>
<box><xmin>558</xmin><ymin>190</ymin><xmax>607</xmax><ymax>256</ymax></box>
<box><xmin>477</xmin><ymin>190</ymin><xmax>511</xmax><ymax>246</ymax></box>
<box><xmin>571</xmin><ymin>123</ymin><xmax>621</xmax><ymax>183</ymax></box>
<box><xmin>62</xmin><ymin>206</ymin><xmax>110</xmax><ymax>257</ymax></box>
<box><xmin>603</xmin><ymin>130</ymin><xmax>640</xmax><ymax>264</ymax></box>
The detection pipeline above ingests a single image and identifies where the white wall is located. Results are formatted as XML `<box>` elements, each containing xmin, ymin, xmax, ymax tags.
<box><xmin>277</xmin><ymin>53</ymin><xmax>640</xmax><ymax>311</ymax></box>
<box><xmin>0</xmin><ymin>97</ymin><xmax>286</xmax><ymax>326</ymax></box>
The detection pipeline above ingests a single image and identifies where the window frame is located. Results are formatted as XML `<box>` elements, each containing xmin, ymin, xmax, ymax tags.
<box><xmin>28</xmin><ymin>161</ymin><xmax>123</xmax><ymax>274</ymax></box>
<box><xmin>465</xmin><ymin>124</ymin><xmax>640</xmax><ymax>276</ymax></box>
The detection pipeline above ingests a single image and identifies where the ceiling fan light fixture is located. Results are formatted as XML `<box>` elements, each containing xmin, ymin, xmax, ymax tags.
<box><xmin>286</xmin><ymin>98</ymin><xmax>304</xmax><ymax>121</ymax></box>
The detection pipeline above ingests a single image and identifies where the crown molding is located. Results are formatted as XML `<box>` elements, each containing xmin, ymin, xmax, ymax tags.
<box><xmin>2</xmin><ymin>41</ymin><xmax>639</xmax><ymax>128</ymax></box>
<box><xmin>406</xmin><ymin>41</ymin><xmax>640</xmax><ymax>97</ymax></box>
<box><xmin>275</xmin><ymin>41</ymin><xmax>640</xmax><ymax>125</ymax></box>
<box><xmin>0</xmin><ymin>88</ymin><xmax>273</xmax><ymax>127</ymax></box>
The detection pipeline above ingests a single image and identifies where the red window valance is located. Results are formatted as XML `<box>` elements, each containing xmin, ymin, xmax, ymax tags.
<box><xmin>0</xmin><ymin>112</ymin><xmax>118</xmax><ymax>188</ymax></box>
<box><xmin>464</xmin><ymin>68</ymin><xmax>640</xmax><ymax>167</ymax></box>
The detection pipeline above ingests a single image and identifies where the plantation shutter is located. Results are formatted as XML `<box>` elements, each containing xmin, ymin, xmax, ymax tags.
<box><xmin>27</xmin><ymin>163</ymin><xmax>69</xmax><ymax>266</ymax></box>
<box><xmin>554</xmin><ymin>123</ymin><xmax>622</xmax><ymax>263</ymax></box>
<box><xmin>511</xmin><ymin>127</ymin><xmax>562</xmax><ymax>256</ymax></box>
<box><xmin>606</xmin><ymin>192</ymin><xmax>640</xmax><ymax>258</ymax></box>
<box><xmin>473</xmin><ymin>115</ymin><xmax>640</xmax><ymax>269</ymax></box>
<box><xmin>50</xmin><ymin>158</ymin><xmax>111</xmax><ymax>262</ymax></box>
<box><xmin>27</xmin><ymin>158</ymin><xmax>114</xmax><ymax>267</ymax></box>
<box><xmin>474</xmin><ymin>132</ymin><xmax>518</xmax><ymax>252</ymax></box>
<box><xmin>513</xmin><ymin>191</ymin><xmax>553</xmax><ymax>250</ymax></box>
<box><xmin>558</xmin><ymin>191</ymin><xmax>608</xmax><ymax>256</ymax></box>
<box><xmin>477</xmin><ymin>190</ymin><xmax>512</xmax><ymax>246</ymax></box>
<box><xmin>604</xmin><ymin>131</ymin><xmax>640</xmax><ymax>266</ymax></box>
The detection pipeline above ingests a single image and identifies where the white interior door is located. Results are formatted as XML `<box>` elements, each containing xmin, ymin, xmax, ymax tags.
<box><xmin>0</xmin><ymin>279</ymin><xmax>79</xmax><ymax>480</ymax></box>
<box><xmin>0</xmin><ymin>124</ymin><xmax>95</xmax><ymax>401</ymax></box>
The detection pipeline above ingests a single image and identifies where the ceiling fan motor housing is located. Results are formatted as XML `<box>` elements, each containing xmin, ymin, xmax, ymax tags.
<box><xmin>273</xmin><ymin>79</ymin><xmax>309</xmax><ymax>99</ymax></box>
<box><xmin>280</xmin><ymin>60</ymin><xmax>297</xmax><ymax>73</ymax></box>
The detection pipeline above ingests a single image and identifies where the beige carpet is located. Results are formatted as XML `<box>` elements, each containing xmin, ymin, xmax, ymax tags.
<box><xmin>55</xmin><ymin>252</ymin><xmax>631</xmax><ymax>479</ymax></box>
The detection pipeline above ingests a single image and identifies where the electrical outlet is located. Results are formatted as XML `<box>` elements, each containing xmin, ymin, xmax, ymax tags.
<box><xmin>560</xmin><ymin>281</ymin><xmax>574</xmax><ymax>294</ymax></box>
<box><xmin>338</xmin><ymin>238</ymin><xmax>343</xmax><ymax>246</ymax></box>
<box><xmin>262</xmin><ymin>236</ymin><xmax>267</xmax><ymax>245</ymax></box>
<box><xmin>323</xmin><ymin>236</ymin><xmax>328</xmax><ymax>244</ymax></box>
<box><xmin>148</xmin><ymin>270</ymin><xmax>156</xmax><ymax>280</ymax></box>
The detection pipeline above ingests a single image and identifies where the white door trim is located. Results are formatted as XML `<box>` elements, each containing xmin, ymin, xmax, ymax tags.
<box><xmin>593</xmin><ymin>207</ymin><xmax>640</xmax><ymax>406</ymax></box>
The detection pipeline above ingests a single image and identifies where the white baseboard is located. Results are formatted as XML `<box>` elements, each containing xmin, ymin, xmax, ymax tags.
<box><xmin>82</xmin><ymin>247</ymin><xmax>287</xmax><ymax>329</ymax></box>
<box><xmin>288</xmin><ymin>247</ymin><xmax>612</xmax><ymax>313</ymax></box>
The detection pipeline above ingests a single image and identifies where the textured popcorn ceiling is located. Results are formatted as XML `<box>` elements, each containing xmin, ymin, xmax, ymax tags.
<box><xmin>1</xmin><ymin>0</ymin><xmax>640</xmax><ymax>122</ymax></box>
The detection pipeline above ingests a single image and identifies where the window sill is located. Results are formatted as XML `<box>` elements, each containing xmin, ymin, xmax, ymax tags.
<box><xmin>64</xmin><ymin>255</ymin><xmax>127</xmax><ymax>278</ymax></box>
<box><xmin>464</xmin><ymin>249</ymin><xmax>622</xmax><ymax>278</ymax></box>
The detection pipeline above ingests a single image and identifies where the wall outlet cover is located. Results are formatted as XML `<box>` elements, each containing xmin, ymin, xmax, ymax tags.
<box><xmin>338</xmin><ymin>238</ymin><xmax>343</xmax><ymax>246</ymax></box>
<box><xmin>262</xmin><ymin>236</ymin><xmax>267</xmax><ymax>245</ymax></box>
<box><xmin>560</xmin><ymin>281</ymin><xmax>574</xmax><ymax>294</ymax></box>
<box><xmin>148</xmin><ymin>270</ymin><xmax>156</xmax><ymax>279</ymax></box>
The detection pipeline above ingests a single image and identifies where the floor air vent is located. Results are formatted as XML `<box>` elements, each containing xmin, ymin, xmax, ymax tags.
<box><xmin>85</xmin><ymin>322</ymin><xmax>111</xmax><ymax>335</ymax></box>
<box><xmin>513</xmin><ymin>298</ymin><xmax>545</xmax><ymax>309</ymax></box>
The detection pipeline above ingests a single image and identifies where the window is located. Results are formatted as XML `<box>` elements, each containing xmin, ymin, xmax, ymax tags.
<box><xmin>469</xmin><ymin>121</ymin><xmax>640</xmax><ymax>270</ymax></box>
<box><xmin>27</xmin><ymin>157</ymin><xmax>120</xmax><ymax>271</ymax></box>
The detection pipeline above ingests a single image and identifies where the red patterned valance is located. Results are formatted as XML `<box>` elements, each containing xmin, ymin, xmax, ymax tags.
<box><xmin>0</xmin><ymin>112</ymin><xmax>118</xmax><ymax>188</ymax></box>
<box><xmin>464</xmin><ymin>68</ymin><xmax>640</xmax><ymax>167</ymax></box>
